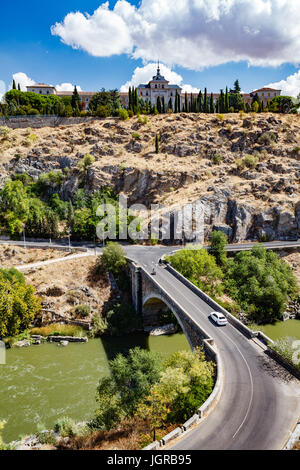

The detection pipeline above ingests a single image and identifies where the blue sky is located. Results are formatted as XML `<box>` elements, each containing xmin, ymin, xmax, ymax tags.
<box><xmin>1</xmin><ymin>1</ymin><xmax>300</xmax><ymax>96</ymax></box>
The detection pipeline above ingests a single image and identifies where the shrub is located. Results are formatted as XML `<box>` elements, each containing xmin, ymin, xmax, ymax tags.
<box><xmin>0</xmin><ymin>126</ymin><xmax>11</xmax><ymax>140</ymax></box>
<box><xmin>213</xmin><ymin>153</ymin><xmax>222</xmax><ymax>165</ymax></box>
<box><xmin>74</xmin><ymin>304</ymin><xmax>91</xmax><ymax>318</ymax></box>
<box><xmin>258</xmin><ymin>132</ymin><xmax>277</xmax><ymax>146</ymax></box>
<box><xmin>270</xmin><ymin>337</ymin><xmax>300</xmax><ymax>372</ymax></box>
<box><xmin>78</xmin><ymin>154</ymin><xmax>95</xmax><ymax>172</ymax></box>
<box><xmin>90</xmin><ymin>315</ymin><xmax>108</xmax><ymax>337</ymax></box>
<box><xmin>54</xmin><ymin>417</ymin><xmax>79</xmax><ymax>438</ymax></box>
<box><xmin>117</xmin><ymin>109</ymin><xmax>129</xmax><ymax>121</ymax></box>
<box><xmin>217</xmin><ymin>114</ymin><xmax>224</xmax><ymax>121</ymax></box>
<box><xmin>96</xmin><ymin>105</ymin><xmax>111</xmax><ymax>118</ymax></box>
<box><xmin>244</xmin><ymin>154</ymin><xmax>259</xmax><ymax>169</ymax></box>
<box><xmin>132</xmin><ymin>132</ymin><xmax>141</xmax><ymax>140</ymax></box>
<box><xmin>236</xmin><ymin>158</ymin><xmax>245</xmax><ymax>171</ymax></box>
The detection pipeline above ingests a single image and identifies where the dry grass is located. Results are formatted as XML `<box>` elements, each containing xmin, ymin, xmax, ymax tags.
<box><xmin>56</xmin><ymin>418</ymin><xmax>179</xmax><ymax>451</ymax></box>
<box><xmin>25</xmin><ymin>256</ymin><xmax>112</xmax><ymax>321</ymax></box>
<box><xmin>0</xmin><ymin>245</ymin><xmax>70</xmax><ymax>268</ymax></box>
<box><xmin>31</xmin><ymin>323</ymin><xmax>86</xmax><ymax>337</ymax></box>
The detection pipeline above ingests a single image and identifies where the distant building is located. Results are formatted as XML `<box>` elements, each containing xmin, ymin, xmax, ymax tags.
<box><xmin>27</xmin><ymin>84</ymin><xmax>56</xmax><ymax>95</ymax></box>
<box><xmin>136</xmin><ymin>63</ymin><xmax>182</xmax><ymax>109</ymax></box>
<box><xmin>26</xmin><ymin>76</ymin><xmax>281</xmax><ymax>111</ymax></box>
<box><xmin>249</xmin><ymin>87</ymin><xmax>281</xmax><ymax>106</ymax></box>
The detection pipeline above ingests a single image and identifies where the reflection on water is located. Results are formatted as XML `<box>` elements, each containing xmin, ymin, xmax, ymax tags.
<box><xmin>0</xmin><ymin>333</ymin><xmax>189</xmax><ymax>442</ymax></box>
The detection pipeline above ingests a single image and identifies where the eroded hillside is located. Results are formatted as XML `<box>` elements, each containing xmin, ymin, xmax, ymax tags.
<box><xmin>1</xmin><ymin>112</ymin><xmax>299</xmax><ymax>242</ymax></box>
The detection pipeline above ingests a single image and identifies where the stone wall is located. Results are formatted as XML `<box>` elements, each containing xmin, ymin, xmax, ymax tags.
<box><xmin>0</xmin><ymin>116</ymin><xmax>113</xmax><ymax>129</ymax></box>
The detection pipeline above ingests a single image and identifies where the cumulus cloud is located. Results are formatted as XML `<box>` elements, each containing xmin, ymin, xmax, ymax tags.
<box><xmin>12</xmin><ymin>72</ymin><xmax>35</xmax><ymax>91</ymax></box>
<box><xmin>51</xmin><ymin>0</ymin><xmax>300</xmax><ymax>70</ymax></box>
<box><xmin>265</xmin><ymin>70</ymin><xmax>300</xmax><ymax>97</ymax></box>
<box><xmin>55</xmin><ymin>83</ymin><xmax>82</xmax><ymax>91</ymax></box>
<box><xmin>120</xmin><ymin>62</ymin><xmax>199</xmax><ymax>92</ymax></box>
<box><xmin>0</xmin><ymin>80</ymin><xmax>6</xmax><ymax>102</ymax></box>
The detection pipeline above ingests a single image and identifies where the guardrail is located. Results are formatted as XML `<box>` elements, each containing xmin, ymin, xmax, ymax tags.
<box><xmin>162</xmin><ymin>257</ymin><xmax>300</xmax><ymax>381</ymax></box>
<box><xmin>127</xmin><ymin>261</ymin><xmax>225</xmax><ymax>450</ymax></box>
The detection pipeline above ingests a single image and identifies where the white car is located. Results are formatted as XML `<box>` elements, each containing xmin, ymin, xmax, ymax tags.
<box><xmin>210</xmin><ymin>312</ymin><xmax>228</xmax><ymax>326</ymax></box>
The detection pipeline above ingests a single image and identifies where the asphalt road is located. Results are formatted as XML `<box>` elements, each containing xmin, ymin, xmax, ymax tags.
<box><xmin>125</xmin><ymin>245</ymin><xmax>300</xmax><ymax>450</ymax></box>
<box><xmin>1</xmin><ymin>240</ymin><xmax>300</xmax><ymax>449</ymax></box>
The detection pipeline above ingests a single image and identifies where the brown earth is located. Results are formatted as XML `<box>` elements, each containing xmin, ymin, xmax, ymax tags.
<box><xmin>0</xmin><ymin>244</ymin><xmax>72</xmax><ymax>268</ymax></box>
<box><xmin>1</xmin><ymin>112</ymin><xmax>299</xmax><ymax>242</ymax></box>
<box><xmin>24</xmin><ymin>256</ymin><xmax>112</xmax><ymax>322</ymax></box>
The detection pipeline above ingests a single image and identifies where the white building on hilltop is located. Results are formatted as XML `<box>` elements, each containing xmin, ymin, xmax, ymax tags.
<box><xmin>137</xmin><ymin>63</ymin><xmax>182</xmax><ymax>109</ymax></box>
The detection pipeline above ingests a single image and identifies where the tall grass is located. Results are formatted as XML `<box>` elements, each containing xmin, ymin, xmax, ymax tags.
<box><xmin>31</xmin><ymin>324</ymin><xmax>86</xmax><ymax>337</ymax></box>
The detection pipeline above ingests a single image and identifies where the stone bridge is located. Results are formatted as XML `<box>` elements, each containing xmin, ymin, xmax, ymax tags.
<box><xmin>129</xmin><ymin>261</ymin><xmax>215</xmax><ymax>353</ymax></box>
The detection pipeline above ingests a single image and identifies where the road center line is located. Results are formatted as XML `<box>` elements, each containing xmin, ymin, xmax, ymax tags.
<box><xmin>153</xmin><ymin>266</ymin><xmax>254</xmax><ymax>442</ymax></box>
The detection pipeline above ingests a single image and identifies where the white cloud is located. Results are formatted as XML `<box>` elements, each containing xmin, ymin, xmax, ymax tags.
<box><xmin>55</xmin><ymin>83</ymin><xmax>82</xmax><ymax>92</ymax></box>
<box><xmin>51</xmin><ymin>2</ymin><xmax>133</xmax><ymax>58</ymax></box>
<box><xmin>120</xmin><ymin>62</ymin><xmax>199</xmax><ymax>92</ymax></box>
<box><xmin>265</xmin><ymin>70</ymin><xmax>300</xmax><ymax>97</ymax></box>
<box><xmin>51</xmin><ymin>0</ymin><xmax>300</xmax><ymax>70</ymax></box>
<box><xmin>0</xmin><ymin>80</ymin><xmax>6</xmax><ymax>102</ymax></box>
<box><xmin>12</xmin><ymin>72</ymin><xmax>35</xmax><ymax>91</ymax></box>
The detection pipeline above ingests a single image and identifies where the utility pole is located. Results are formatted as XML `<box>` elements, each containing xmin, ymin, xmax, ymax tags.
<box><xmin>23</xmin><ymin>226</ymin><xmax>26</xmax><ymax>250</ymax></box>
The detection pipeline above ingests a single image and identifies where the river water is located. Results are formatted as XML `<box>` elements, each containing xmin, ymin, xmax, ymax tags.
<box><xmin>0</xmin><ymin>333</ymin><xmax>189</xmax><ymax>442</ymax></box>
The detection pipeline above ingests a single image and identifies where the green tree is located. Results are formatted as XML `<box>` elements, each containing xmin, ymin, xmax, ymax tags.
<box><xmin>95</xmin><ymin>348</ymin><xmax>162</xmax><ymax>429</ymax></box>
<box><xmin>101</xmin><ymin>242</ymin><xmax>127</xmax><ymax>276</ymax></box>
<box><xmin>166</xmin><ymin>249</ymin><xmax>224</xmax><ymax>296</ymax></box>
<box><xmin>225</xmin><ymin>245</ymin><xmax>298</xmax><ymax>323</ymax></box>
<box><xmin>234</xmin><ymin>79</ymin><xmax>241</xmax><ymax>93</ymax></box>
<box><xmin>209</xmin><ymin>230</ymin><xmax>228</xmax><ymax>266</ymax></box>
<box><xmin>0</xmin><ymin>268</ymin><xmax>41</xmax><ymax>337</ymax></box>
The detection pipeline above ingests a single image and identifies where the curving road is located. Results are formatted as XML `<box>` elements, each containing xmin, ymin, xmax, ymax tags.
<box><xmin>1</xmin><ymin>240</ymin><xmax>300</xmax><ymax>449</ymax></box>
<box><xmin>125</xmin><ymin>245</ymin><xmax>300</xmax><ymax>450</ymax></box>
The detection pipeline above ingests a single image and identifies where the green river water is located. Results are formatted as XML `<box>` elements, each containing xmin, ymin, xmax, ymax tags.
<box><xmin>0</xmin><ymin>333</ymin><xmax>189</xmax><ymax>442</ymax></box>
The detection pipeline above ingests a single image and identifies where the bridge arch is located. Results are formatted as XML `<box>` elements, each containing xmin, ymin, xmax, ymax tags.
<box><xmin>142</xmin><ymin>293</ymin><xmax>193</xmax><ymax>349</ymax></box>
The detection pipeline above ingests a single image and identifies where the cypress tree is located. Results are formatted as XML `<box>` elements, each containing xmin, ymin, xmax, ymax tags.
<box><xmin>18</xmin><ymin>83</ymin><xmax>21</xmax><ymax>91</ymax></box>
<box><xmin>197</xmin><ymin>90</ymin><xmax>203</xmax><ymax>113</ymax></box>
<box><xmin>157</xmin><ymin>96</ymin><xmax>162</xmax><ymax>114</ymax></box>
<box><xmin>209</xmin><ymin>93</ymin><xmax>215</xmax><ymax>113</ymax></box>
<box><xmin>155</xmin><ymin>134</ymin><xmax>159</xmax><ymax>153</ymax></box>
<box><xmin>168</xmin><ymin>98</ymin><xmax>173</xmax><ymax>111</ymax></box>
<box><xmin>177</xmin><ymin>93</ymin><xmax>181</xmax><ymax>113</ymax></box>
<box><xmin>12</xmin><ymin>79</ymin><xmax>16</xmax><ymax>90</ymax></box>
<box><xmin>175</xmin><ymin>90</ymin><xmax>178</xmax><ymax>113</ymax></box>
<box><xmin>161</xmin><ymin>96</ymin><xmax>165</xmax><ymax>114</ymax></box>
<box><xmin>219</xmin><ymin>89</ymin><xmax>225</xmax><ymax>113</ymax></box>
<box><xmin>128</xmin><ymin>87</ymin><xmax>132</xmax><ymax>111</ymax></box>
<box><xmin>225</xmin><ymin>87</ymin><xmax>229</xmax><ymax>113</ymax></box>
<box><xmin>71</xmin><ymin>86</ymin><xmax>80</xmax><ymax>112</ymax></box>
<box><xmin>204</xmin><ymin>88</ymin><xmax>209</xmax><ymax>113</ymax></box>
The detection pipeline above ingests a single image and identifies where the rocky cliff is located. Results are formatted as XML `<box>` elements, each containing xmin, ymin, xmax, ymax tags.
<box><xmin>0</xmin><ymin>112</ymin><xmax>299</xmax><ymax>242</ymax></box>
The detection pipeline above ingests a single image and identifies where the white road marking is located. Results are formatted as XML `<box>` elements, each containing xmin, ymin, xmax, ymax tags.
<box><xmin>153</xmin><ymin>267</ymin><xmax>254</xmax><ymax>442</ymax></box>
<box><xmin>222</xmin><ymin>330</ymin><xmax>254</xmax><ymax>439</ymax></box>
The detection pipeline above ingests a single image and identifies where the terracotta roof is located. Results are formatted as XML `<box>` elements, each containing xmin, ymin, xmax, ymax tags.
<box><xmin>251</xmin><ymin>87</ymin><xmax>281</xmax><ymax>93</ymax></box>
<box><xmin>56</xmin><ymin>91</ymin><xmax>96</xmax><ymax>96</ymax></box>
<box><xmin>27</xmin><ymin>84</ymin><xmax>56</xmax><ymax>88</ymax></box>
